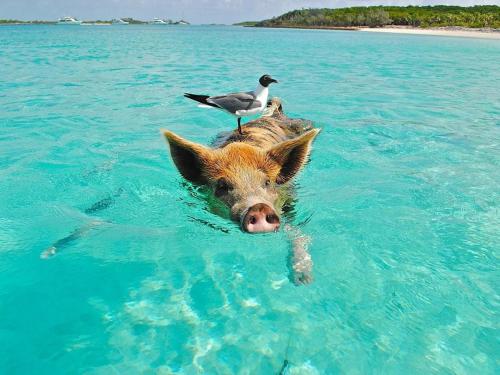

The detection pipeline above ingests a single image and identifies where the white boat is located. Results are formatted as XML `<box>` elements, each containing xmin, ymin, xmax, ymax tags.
<box><xmin>57</xmin><ymin>16</ymin><xmax>82</xmax><ymax>25</ymax></box>
<box><xmin>112</xmin><ymin>19</ymin><xmax>129</xmax><ymax>25</ymax></box>
<box><xmin>150</xmin><ymin>18</ymin><xmax>167</xmax><ymax>25</ymax></box>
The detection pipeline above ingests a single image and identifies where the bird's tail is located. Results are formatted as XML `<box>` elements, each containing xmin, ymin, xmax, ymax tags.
<box><xmin>184</xmin><ymin>93</ymin><xmax>218</xmax><ymax>108</ymax></box>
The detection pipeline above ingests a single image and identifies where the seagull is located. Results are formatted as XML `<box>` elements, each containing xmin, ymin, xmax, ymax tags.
<box><xmin>184</xmin><ymin>74</ymin><xmax>278</xmax><ymax>134</ymax></box>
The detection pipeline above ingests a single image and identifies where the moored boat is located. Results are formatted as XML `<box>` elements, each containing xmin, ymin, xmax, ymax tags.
<box><xmin>150</xmin><ymin>18</ymin><xmax>168</xmax><ymax>25</ymax></box>
<box><xmin>111</xmin><ymin>19</ymin><xmax>129</xmax><ymax>25</ymax></box>
<box><xmin>57</xmin><ymin>16</ymin><xmax>82</xmax><ymax>25</ymax></box>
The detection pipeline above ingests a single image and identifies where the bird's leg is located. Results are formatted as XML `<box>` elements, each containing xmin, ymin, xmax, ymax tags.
<box><xmin>237</xmin><ymin>117</ymin><xmax>242</xmax><ymax>135</ymax></box>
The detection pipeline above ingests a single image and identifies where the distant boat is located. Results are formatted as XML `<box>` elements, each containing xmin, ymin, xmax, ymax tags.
<box><xmin>111</xmin><ymin>19</ymin><xmax>129</xmax><ymax>25</ymax></box>
<box><xmin>57</xmin><ymin>16</ymin><xmax>82</xmax><ymax>25</ymax></box>
<box><xmin>150</xmin><ymin>18</ymin><xmax>168</xmax><ymax>25</ymax></box>
<box><xmin>175</xmin><ymin>20</ymin><xmax>190</xmax><ymax>25</ymax></box>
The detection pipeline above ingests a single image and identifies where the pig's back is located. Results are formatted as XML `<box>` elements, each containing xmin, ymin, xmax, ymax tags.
<box><xmin>212</xmin><ymin>98</ymin><xmax>314</xmax><ymax>150</ymax></box>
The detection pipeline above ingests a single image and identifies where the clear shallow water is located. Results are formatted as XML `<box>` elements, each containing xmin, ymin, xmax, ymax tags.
<box><xmin>0</xmin><ymin>25</ymin><xmax>499</xmax><ymax>374</ymax></box>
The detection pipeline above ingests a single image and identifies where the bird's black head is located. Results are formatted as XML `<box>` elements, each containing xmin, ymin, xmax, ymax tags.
<box><xmin>259</xmin><ymin>74</ymin><xmax>278</xmax><ymax>87</ymax></box>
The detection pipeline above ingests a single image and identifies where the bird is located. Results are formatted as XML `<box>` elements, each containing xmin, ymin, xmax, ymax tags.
<box><xmin>184</xmin><ymin>74</ymin><xmax>278</xmax><ymax>135</ymax></box>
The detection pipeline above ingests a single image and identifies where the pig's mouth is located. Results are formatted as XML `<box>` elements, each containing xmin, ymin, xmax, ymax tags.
<box><xmin>240</xmin><ymin>203</ymin><xmax>281</xmax><ymax>233</ymax></box>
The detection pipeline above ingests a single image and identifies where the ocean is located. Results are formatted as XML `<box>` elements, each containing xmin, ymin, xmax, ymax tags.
<box><xmin>0</xmin><ymin>25</ymin><xmax>499</xmax><ymax>374</ymax></box>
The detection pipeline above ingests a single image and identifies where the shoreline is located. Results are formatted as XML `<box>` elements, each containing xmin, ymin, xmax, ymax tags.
<box><xmin>250</xmin><ymin>25</ymin><xmax>500</xmax><ymax>39</ymax></box>
<box><xmin>359</xmin><ymin>26</ymin><xmax>500</xmax><ymax>40</ymax></box>
<box><xmin>250</xmin><ymin>25</ymin><xmax>358</xmax><ymax>31</ymax></box>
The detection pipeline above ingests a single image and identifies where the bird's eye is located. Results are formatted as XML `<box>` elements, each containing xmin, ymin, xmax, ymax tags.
<box><xmin>264</xmin><ymin>179</ymin><xmax>271</xmax><ymax>187</ymax></box>
<box><xmin>215</xmin><ymin>178</ymin><xmax>232</xmax><ymax>197</ymax></box>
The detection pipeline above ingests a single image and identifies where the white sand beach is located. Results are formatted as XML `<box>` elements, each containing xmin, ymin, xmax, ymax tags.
<box><xmin>360</xmin><ymin>27</ymin><xmax>500</xmax><ymax>40</ymax></box>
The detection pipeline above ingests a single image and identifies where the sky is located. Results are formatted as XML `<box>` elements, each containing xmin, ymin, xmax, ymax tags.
<box><xmin>1</xmin><ymin>0</ymin><xmax>499</xmax><ymax>24</ymax></box>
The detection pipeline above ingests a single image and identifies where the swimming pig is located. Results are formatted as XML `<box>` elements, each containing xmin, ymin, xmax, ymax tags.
<box><xmin>162</xmin><ymin>98</ymin><xmax>320</xmax><ymax>283</ymax></box>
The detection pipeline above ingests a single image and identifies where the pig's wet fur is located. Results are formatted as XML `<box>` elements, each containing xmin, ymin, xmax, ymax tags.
<box><xmin>162</xmin><ymin>98</ymin><xmax>320</xmax><ymax>229</ymax></box>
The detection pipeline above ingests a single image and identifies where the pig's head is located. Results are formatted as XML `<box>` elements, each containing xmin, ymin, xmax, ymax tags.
<box><xmin>162</xmin><ymin>129</ymin><xmax>320</xmax><ymax>233</ymax></box>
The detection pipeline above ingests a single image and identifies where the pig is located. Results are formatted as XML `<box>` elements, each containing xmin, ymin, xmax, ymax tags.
<box><xmin>162</xmin><ymin>98</ymin><xmax>320</xmax><ymax>284</ymax></box>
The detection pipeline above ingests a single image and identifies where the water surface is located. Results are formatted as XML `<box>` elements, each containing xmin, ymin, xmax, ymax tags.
<box><xmin>0</xmin><ymin>25</ymin><xmax>499</xmax><ymax>374</ymax></box>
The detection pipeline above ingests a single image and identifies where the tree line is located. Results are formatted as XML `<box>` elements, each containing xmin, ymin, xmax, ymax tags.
<box><xmin>256</xmin><ymin>6</ymin><xmax>500</xmax><ymax>29</ymax></box>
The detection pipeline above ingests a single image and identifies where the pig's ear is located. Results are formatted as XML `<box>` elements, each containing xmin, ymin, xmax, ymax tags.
<box><xmin>267</xmin><ymin>128</ymin><xmax>321</xmax><ymax>184</ymax></box>
<box><xmin>162</xmin><ymin>129</ymin><xmax>212</xmax><ymax>185</ymax></box>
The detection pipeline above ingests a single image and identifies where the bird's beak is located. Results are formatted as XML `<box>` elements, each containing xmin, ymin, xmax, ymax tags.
<box><xmin>271</xmin><ymin>79</ymin><xmax>278</xmax><ymax>84</ymax></box>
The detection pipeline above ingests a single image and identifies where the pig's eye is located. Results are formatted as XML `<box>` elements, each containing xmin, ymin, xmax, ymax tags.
<box><xmin>215</xmin><ymin>178</ymin><xmax>232</xmax><ymax>197</ymax></box>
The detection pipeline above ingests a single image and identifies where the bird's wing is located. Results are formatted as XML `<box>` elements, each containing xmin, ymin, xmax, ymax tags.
<box><xmin>207</xmin><ymin>92</ymin><xmax>262</xmax><ymax>114</ymax></box>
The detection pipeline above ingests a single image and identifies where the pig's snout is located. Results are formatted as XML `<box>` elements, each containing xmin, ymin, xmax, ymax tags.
<box><xmin>242</xmin><ymin>203</ymin><xmax>280</xmax><ymax>233</ymax></box>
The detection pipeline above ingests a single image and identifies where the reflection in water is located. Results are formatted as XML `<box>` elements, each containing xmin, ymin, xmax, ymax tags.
<box><xmin>40</xmin><ymin>220</ymin><xmax>105</xmax><ymax>259</ymax></box>
<box><xmin>84</xmin><ymin>187</ymin><xmax>124</xmax><ymax>214</ymax></box>
<box><xmin>188</xmin><ymin>216</ymin><xmax>231</xmax><ymax>234</ymax></box>
<box><xmin>41</xmin><ymin>188</ymin><xmax>124</xmax><ymax>258</ymax></box>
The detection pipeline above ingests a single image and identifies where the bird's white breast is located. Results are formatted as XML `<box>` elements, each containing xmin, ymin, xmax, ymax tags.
<box><xmin>254</xmin><ymin>85</ymin><xmax>269</xmax><ymax>109</ymax></box>
<box><xmin>235</xmin><ymin>107</ymin><xmax>264</xmax><ymax>117</ymax></box>
<box><xmin>235</xmin><ymin>85</ymin><xmax>268</xmax><ymax>117</ymax></box>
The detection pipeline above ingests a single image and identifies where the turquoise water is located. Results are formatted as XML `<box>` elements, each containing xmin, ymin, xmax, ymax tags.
<box><xmin>1</xmin><ymin>24</ymin><xmax>499</xmax><ymax>374</ymax></box>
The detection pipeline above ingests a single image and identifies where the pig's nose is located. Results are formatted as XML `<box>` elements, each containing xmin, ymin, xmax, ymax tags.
<box><xmin>242</xmin><ymin>203</ymin><xmax>280</xmax><ymax>233</ymax></box>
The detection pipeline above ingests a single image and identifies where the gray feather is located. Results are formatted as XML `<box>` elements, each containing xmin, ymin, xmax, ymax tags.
<box><xmin>207</xmin><ymin>92</ymin><xmax>261</xmax><ymax>114</ymax></box>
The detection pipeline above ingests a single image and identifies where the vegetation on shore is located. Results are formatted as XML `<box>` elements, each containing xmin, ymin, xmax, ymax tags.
<box><xmin>233</xmin><ymin>21</ymin><xmax>258</xmax><ymax>27</ymax></box>
<box><xmin>255</xmin><ymin>5</ymin><xmax>500</xmax><ymax>29</ymax></box>
<box><xmin>0</xmin><ymin>19</ymin><xmax>54</xmax><ymax>24</ymax></box>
